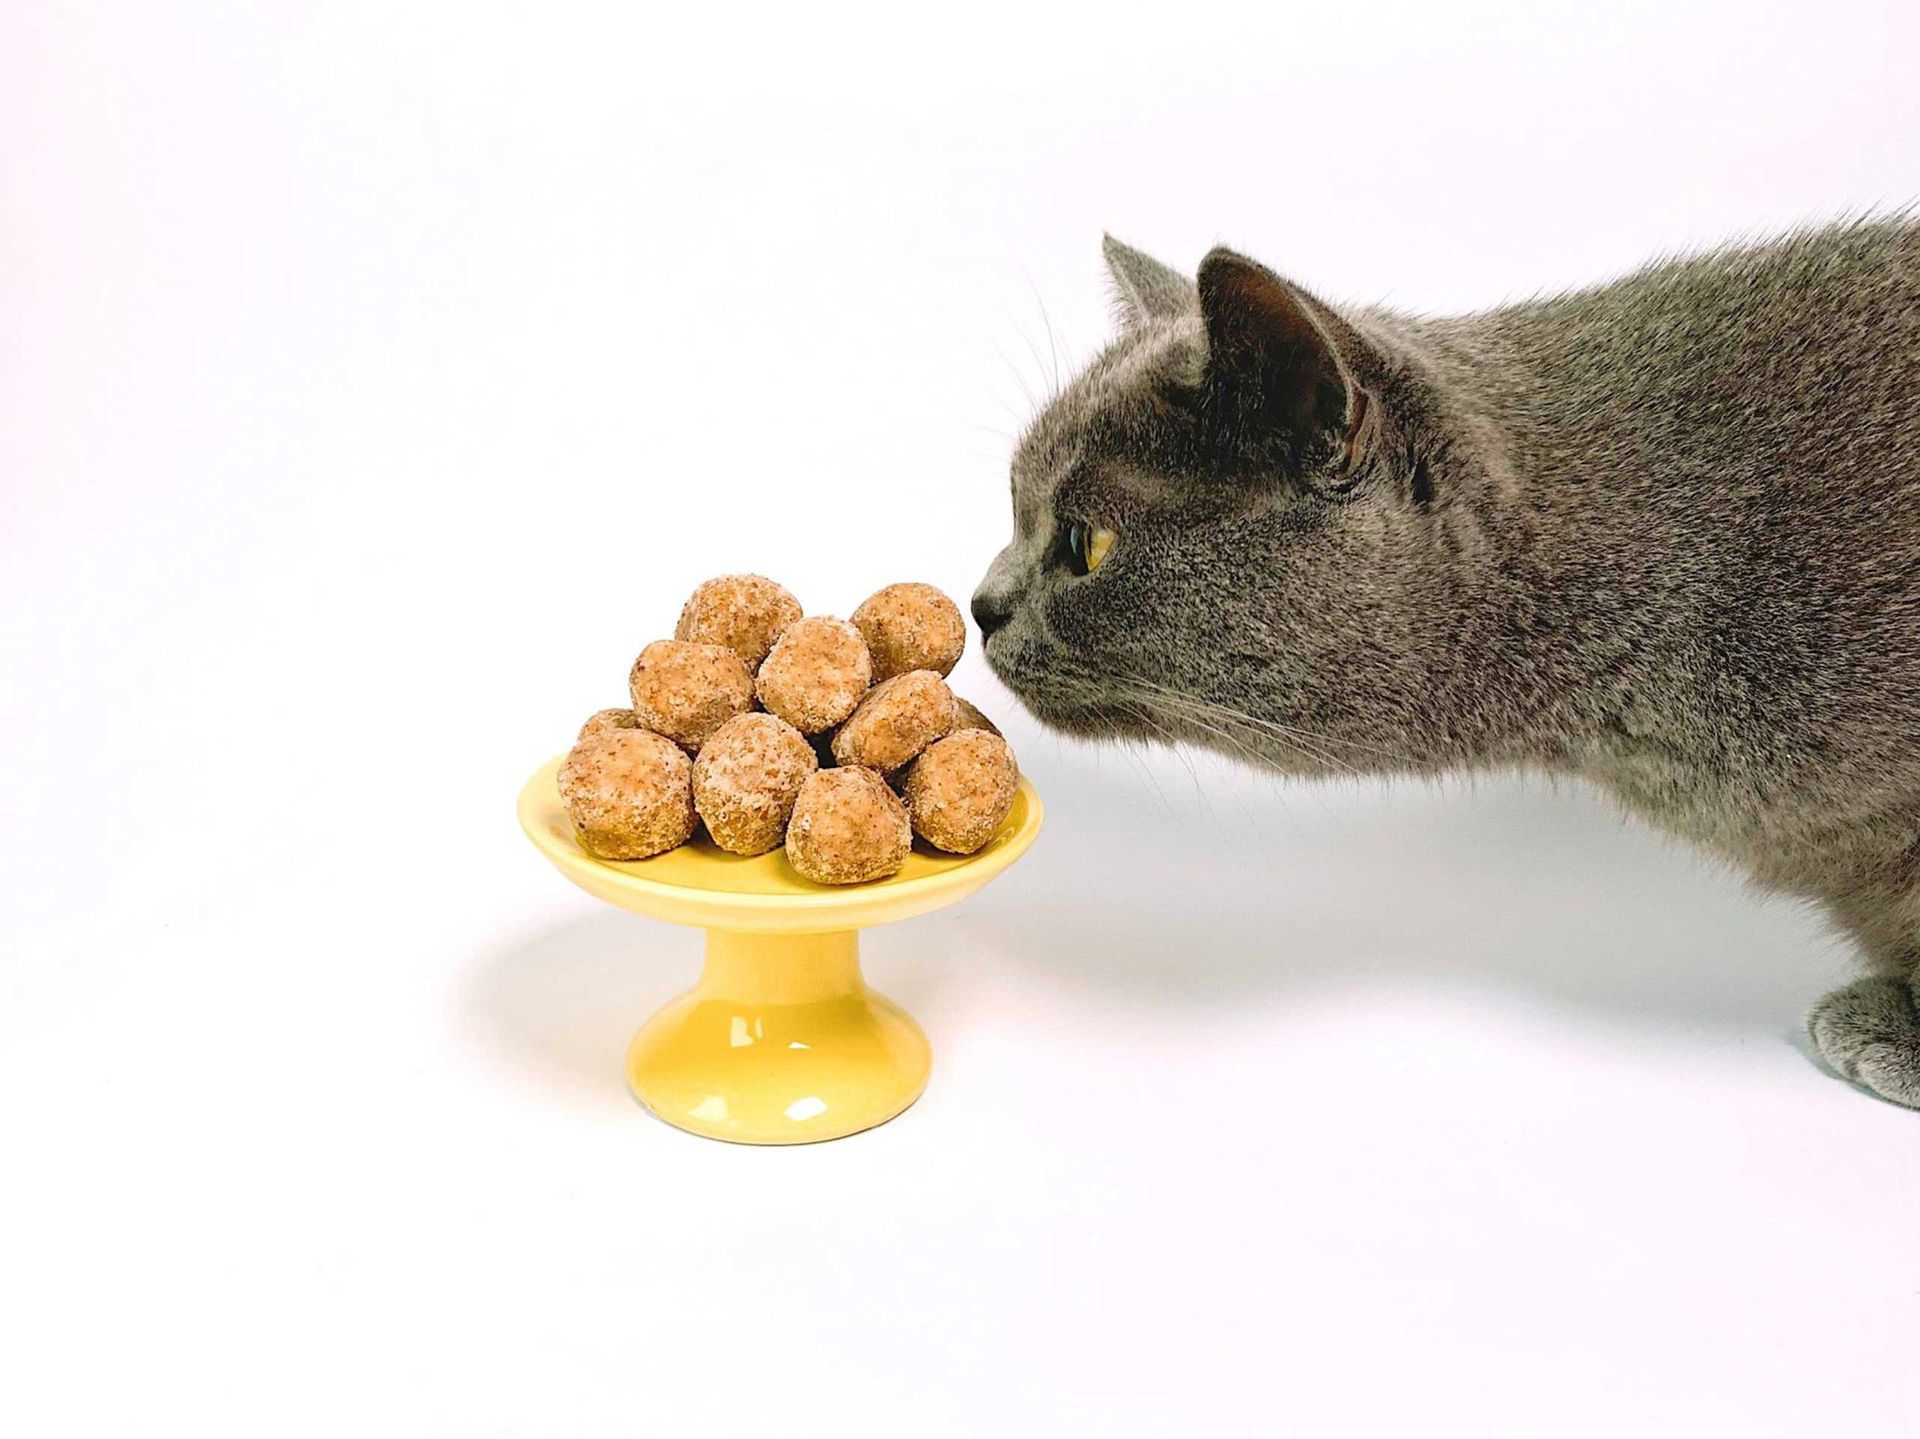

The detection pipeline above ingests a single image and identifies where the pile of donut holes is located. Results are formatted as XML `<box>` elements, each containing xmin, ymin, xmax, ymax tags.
<box><xmin>558</xmin><ymin>576</ymin><xmax>1019</xmax><ymax>884</ymax></box>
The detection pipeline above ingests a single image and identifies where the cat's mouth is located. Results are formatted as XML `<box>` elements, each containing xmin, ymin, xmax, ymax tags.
<box><xmin>987</xmin><ymin>635</ymin><xmax>1350</xmax><ymax>771</ymax></box>
<box><xmin>983</xmin><ymin>637</ymin><xmax>1153</xmax><ymax>739</ymax></box>
<box><xmin>1020</xmin><ymin>691</ymin><xmax>1153</xmax><ymax>738</ymax></box>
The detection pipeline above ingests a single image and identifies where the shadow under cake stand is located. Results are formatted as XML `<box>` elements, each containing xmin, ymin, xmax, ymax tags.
<box><xmin>518</xmin><ymin>756</ymin><xmax>1043</xmax><ymax>1144</ymax></box>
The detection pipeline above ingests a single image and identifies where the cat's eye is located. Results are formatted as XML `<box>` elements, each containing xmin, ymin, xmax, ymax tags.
<box><xmin>1063</xmin><ymin>520</ymin><xmax>1116</xmax><ymax>577</ymax></box>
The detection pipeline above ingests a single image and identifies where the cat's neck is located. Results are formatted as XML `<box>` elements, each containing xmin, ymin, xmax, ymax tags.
<box><xmin>1346</xmin><ymin>305</ymin><xmax>1697</xmax><ymax>773</ymax></box>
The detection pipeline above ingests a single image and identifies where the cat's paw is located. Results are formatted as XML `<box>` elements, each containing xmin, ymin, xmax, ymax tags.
<box><xmin>1808</xmin><ymin>976</ymin><xmax>1920</xmax><ymax>1110</ymax></box>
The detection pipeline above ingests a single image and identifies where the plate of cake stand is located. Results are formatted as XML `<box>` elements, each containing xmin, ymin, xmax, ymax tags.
<box><xmin>517</xmin><ymin>756</ymin><xmax>1044</xmax><ymax>1144</ymax></box>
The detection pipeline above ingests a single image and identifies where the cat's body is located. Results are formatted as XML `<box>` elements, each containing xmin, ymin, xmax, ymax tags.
<box><xmin>975</xmin><ymin>218</ymin><xmax>1920</xmax><ymax>1106</ymax></box>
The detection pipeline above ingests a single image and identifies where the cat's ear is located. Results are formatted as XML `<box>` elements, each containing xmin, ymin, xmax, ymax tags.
<box><xmin>1195</xmin><ymin>246</ymin><xmax>1355</xmax><ymax>468</ymax></box>
<box><xmin>1103</xmin><ymin>234</ymin><xmax>1195</xmax><ymax>330</ymax></box>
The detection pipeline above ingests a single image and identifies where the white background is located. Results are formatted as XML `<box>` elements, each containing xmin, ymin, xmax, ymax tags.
<box><xmin>5</xmin><ymin>3</ymin><xmax>1919</xmax><ymax>1435</ymax></box>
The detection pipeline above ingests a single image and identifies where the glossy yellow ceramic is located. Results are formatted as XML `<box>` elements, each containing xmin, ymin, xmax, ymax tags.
<box><xmin>517</xmin><ymin>756</ymin><xmax>1043</xmax><ymax>1143</ymax></box>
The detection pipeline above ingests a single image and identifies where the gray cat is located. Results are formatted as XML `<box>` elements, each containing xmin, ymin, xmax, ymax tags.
<box><xmin>973</xmin><ymin>220</ymin><xmax>1920</xmax><ymax>1108</ymax></box>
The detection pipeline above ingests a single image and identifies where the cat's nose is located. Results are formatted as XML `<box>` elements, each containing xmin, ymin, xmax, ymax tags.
<box><xmin>971</xmin><ymin>586</ymin><xmax>1013</xmax><ymax>639</ymax></box>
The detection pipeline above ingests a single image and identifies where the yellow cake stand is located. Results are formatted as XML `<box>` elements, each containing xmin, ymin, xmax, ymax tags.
<box><xmin>517</xmin><ymin>757</ymin><xmax>1043</xmax><ymax>1144</ymax></box>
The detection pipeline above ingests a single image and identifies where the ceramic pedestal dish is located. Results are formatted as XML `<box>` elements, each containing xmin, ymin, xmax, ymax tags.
<box><xmin>518</xmin><ymin>756</ymin><xmax>1043</xmax><ymax>1144</ymax></box>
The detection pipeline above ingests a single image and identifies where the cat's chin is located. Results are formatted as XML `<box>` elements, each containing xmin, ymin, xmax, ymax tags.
<box><xmin>1003</xmin><ymin>690</ymin><xmax>1151</xmax><ymax>741</ymax></box>
<box><xmin>984</xmin><ymin>638</ymin><xmax>1147</xmax><ymax>738</ymax></box>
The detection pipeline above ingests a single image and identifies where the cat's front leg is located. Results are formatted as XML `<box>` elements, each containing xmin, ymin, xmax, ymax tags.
<box><xmin>1808</xmin><ymin>973</ymin><xmax>1920</xmax><ymax>1109</ymax></box>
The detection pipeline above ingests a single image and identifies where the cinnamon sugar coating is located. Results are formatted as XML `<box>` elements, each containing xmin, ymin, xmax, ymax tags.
<box><xmin>902</xmin><ymin>729</ymin><xmax>1018</xmax><ymax>854</ymax></box>
<box><xmin>851</xmin><ymin>582</ymin><xmax>966</xmax><ymax>682</ymax></box>
<box><xmin>755</xmin><ymin>616</ymin><xmax>872</xmax><ymax>733</ymax></box>
<box><xmin>691</xmin><ymin>712</ymin><xmax>819</xmax><ymax>856</ymax></box>
<box><xmin>830</xmin><ymin>670</ymin><xmax>957</xmax><ymax>773</ymax></box>
<box><xmin>628</xmin><ymin>639</ymin><xmax>754</xmax><ymax>753</ymax></box>
<box><xmin>674</xmin><ymin>574</ymin><xmax>802</xmax><ymax>669</ymax></box>
<box><xmin>784</xmin><ymin>766</ymin><xmax>911</xmax><ymax>884</ymax></box>
<box><xmin>577</xmin><ymin>708</ymin><xmax>642</xmax><ymax>742</ymax></box>
<box><xmin>557</xmin><ymin>729</ymin><xmax>696</xmax><ymax>859</ymax></box>
<box><xmin>950</xmin><ymin>696</ymin><xmax>1001</xmax><ymax>738</ymax></box>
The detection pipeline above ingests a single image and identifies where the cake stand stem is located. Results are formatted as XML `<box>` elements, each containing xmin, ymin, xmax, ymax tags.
<box><xmin>625</xmin><ymin>927</ymin><xmax>933</xmax><ymax>1145</ymax></box>
<box><xmin>702</xmin><ymin>928</ymin><xmax>863</xmax><ymax>1003</ymax></box>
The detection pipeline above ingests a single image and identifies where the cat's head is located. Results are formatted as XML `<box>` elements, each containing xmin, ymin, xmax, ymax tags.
<box><xmin>973</xmin><ymin>237</ymin><xmax>1446</xmax><ymax>773</ymax></box>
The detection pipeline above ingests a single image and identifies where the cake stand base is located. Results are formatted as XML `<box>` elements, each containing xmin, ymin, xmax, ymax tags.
<box><xmin>626</xmin><ymin>929</ymin><xmax>931</xmax><ymax>1144</ymax></box>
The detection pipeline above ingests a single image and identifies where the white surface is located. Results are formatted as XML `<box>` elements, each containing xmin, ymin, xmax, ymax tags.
<box><xmin>5</xmin><ymin>4</ymin><xmax>1918</xmax><ymax>1435</ymax></box>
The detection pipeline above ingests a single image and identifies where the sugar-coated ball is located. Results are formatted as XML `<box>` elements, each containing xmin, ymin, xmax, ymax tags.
<box><xmin>691</xmin><ymin>712</ymin><xmax>819</xmax><ymax>856</ymax></box>
<box><xmin>950</xmin><ymin>696</ymin><xmax>1001</xmax><ymax>738</ymax></box>
<box><xmin>557</xmin><ymin>729</ymin><xmax>697</xmax><ymax>860</ymax></box>
<box><xmin>785</xmin><ymin>766</ymin><xmax>911</xmax><ymax>885</ymax></box>
<box><xmin>577</xmin><ymin>707</ymin><xmax>641</xmax><ymax>743</ymax></box>
<box><xmin>674</xmin><ymin>574</ymin><xmax>803</xmax><ymax>670</ymax></box>
<box><xmin>851</xmin><ymin>582</ymin><xmax>966</xmax><ymax>682</ymax></box>
<box><xmin>755</xmin><ymin>616</ymin><xmax>872</xmax><ymax>733</ymax></box>
<box><xmin>902</xmin><ymin>729</ymin><xmax>1019</xmax><ymax>854</ymax></box>
<box><xmin>831</xmin><ymin>669</ymin><xmax>957</xmax><ymax>772</ymax></box>
<box><xmin>628</xmin><ymin>639</ymin><xmax>754</xmax><ymax>753</ymax></box>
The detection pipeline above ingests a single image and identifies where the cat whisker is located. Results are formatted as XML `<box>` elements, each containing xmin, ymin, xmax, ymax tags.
<box><xmin>1014</xmin><ymin>654</ymin><xmax>1363</xmax><ymax>776</ymax></box>
<box><xmin>1089</xmin><ymin>672</ymin><xmax>1358</xmax><ymax>777</ymax></box>
<box><xmin>990</xmin><ymin>340</ymin><xmax>1040</xmax><ymax>415</ymax></box>
<box><xmin>1100</xmin><ymin>668</ymin><xmax>1402</xmax><ymax>763</ymax></box>
<box><xmin>1009</xmin><ymin>322</ymin><xmax>1062</xmax><ymax>413</ymax></box>
<box><xmin>1146</xmin><ymin>694</ymin><xmax>1354</xmax><ymax>777</ymax></box>
<box><xmin>1092</xmin><ymin>671</ymin><xmax>1369</xmax><ymax>776</ymax></box>
<box><xmin>1029</xmin><ymin>283</ymin><xmax>1067</xmax><ymax>396</ymax></box>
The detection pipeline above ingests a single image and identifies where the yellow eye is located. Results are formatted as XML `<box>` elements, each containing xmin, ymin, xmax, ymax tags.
<box><xmin>1066</xmin><ymin>520</ymin><xmax>1116</xmax><ymax>576</ymax></box>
